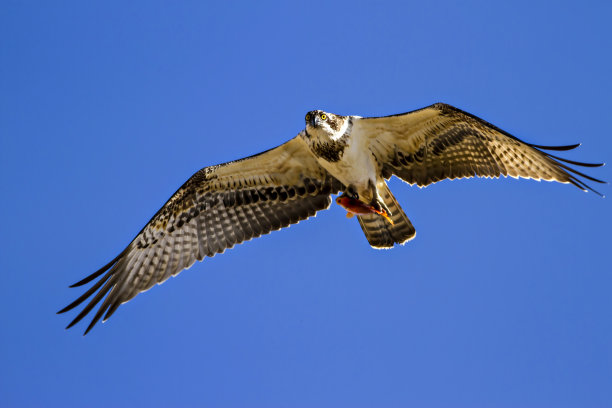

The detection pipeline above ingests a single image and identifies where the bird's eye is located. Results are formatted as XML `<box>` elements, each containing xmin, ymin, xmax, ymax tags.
<box><xmin>305</xmin><ymin>114</ymin><xmax>311</xmax><ymax>121</ymax></box>
<box><xmin>321</xmin><ymin>114</ymin><xmax>327</xmax><ymax>120</ymax></box>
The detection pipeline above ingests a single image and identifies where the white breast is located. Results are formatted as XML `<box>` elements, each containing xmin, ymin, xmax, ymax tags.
<box><xmin>315</xmin><ymin>118</ymin><xmax>379</xmax><ymax>198</ymax></box>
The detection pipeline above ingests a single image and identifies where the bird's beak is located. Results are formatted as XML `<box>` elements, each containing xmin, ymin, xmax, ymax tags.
<box><xmin>309</xmin><ymin>116</ymin><xmax>318</xmax><ymax>128</ymax></box>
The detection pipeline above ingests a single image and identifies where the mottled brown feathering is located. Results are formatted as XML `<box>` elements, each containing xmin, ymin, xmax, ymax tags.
<box><xmin>59</xmin><ymin>137</ymin><xmax>343</xmax><ymax>334</ymax></box>
<box><xmin>359</xmin><ymin>103</ymin><xmax>604</xmax><ymax>194</ymax></box>
<box><xmin>310</xmin><ymin>139</ymin><xmax>347</xmax><ymax>162</ymax></box>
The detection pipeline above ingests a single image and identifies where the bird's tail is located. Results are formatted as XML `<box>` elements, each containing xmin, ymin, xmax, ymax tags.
<box><xmin>357</xmin><ymin>182</ymin><xmax>416</xmax><ymax>249</ymax></box>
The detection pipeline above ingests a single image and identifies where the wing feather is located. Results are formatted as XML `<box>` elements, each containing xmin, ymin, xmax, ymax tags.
<box><xmin>59</xmin><ymin>136</ymin><xmax>343</xmax><ymax>334</ymax></box>
<box><xmin>358</xmin><ymin>103</ymin><xmax>605</xmax><ymax>193</ymax></box>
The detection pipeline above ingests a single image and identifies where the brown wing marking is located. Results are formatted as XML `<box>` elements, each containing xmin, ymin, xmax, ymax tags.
<box><xmin>360</xmin><ymin>103</ymin><xmax>605</xmax><ymax>194</ymax></box>
<box><xmin>59</xmin><ymin>136</ymin><xmax>343</xmax><ymax>334</ymax></box>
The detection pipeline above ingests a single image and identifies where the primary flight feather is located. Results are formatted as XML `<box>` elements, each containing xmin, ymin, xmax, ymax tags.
<box><xmin>59</xmin><ymin>103</ymin><xmax>605</xmax><ymax>334</ymax></box>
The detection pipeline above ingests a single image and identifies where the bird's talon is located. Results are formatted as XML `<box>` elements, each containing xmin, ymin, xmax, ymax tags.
<box><xmin>346</xmin><ymin>186</ymin><xmax>359</xmax><ymax>200</ymax></box>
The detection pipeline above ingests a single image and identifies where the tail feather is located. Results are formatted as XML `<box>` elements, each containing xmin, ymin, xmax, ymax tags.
<box><xmin>357</xmin><ymin>183</ymin><xmax>415</xmax><ymax>249</ymax></box>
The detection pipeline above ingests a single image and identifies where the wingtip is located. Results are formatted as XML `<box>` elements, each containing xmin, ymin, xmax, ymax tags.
<box><xmin>64</xmin><ymin>320</ymin><xmax>93</xmax><ymax>336</ymax></box>
<box><xmin>65</xmin><ymin>320</ymin><xmax>77</xmax><ymax>330</ymax></box>
<box><xmin>530</xmin><ymin>143</ymin><xmax>582</xmax><ymax>151</ymax></box>
<box><xmin>83</xmin><ymin>320</ymin><xmax>98</xmax><ymax>336</ymax></box>
<box><xmin>69</xmin><ymin>277</ymin><xmax>93</xmax><ymax>288</ymax></box>
<box><xmin>69</xmin><ymin>251</ymin><xmax>126</xmax><ymax>287</ymax></box>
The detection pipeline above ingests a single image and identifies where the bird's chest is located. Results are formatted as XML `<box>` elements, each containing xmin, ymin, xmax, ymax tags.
<box><xmin>315</xmin><ymin>138</ymin><xmax>378</xmax><ymax>192</ymax></box>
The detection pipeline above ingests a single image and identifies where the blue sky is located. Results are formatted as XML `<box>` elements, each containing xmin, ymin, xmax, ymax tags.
<box><xmin>1</xmin><ymin>1</ymin><xmax>611</xmax><ymax>407</ymax></box>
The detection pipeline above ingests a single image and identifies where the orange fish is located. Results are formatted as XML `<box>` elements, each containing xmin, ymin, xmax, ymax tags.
<box><xmin>336</xmin><ymin>195</ymin><xmax>394</xmax><ymax>225</ymax></box>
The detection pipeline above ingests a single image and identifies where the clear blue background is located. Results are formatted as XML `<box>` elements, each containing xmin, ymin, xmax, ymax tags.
<box><xmin>1</xmin><ymin>1</ymin><xmax>611</xmax><ymax>407</ymax></box>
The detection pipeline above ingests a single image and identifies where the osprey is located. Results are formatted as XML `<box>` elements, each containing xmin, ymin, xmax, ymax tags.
<box><xmin>59</xmin><ymin>103</ymin><xmax>604</xmax><ymax>334</ymax></box>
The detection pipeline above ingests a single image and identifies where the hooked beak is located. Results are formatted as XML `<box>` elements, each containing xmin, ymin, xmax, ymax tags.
<box><xmin>309</xmin><ymin>115</ymin><xmax>318</xmax><ymax>128</ymax></box>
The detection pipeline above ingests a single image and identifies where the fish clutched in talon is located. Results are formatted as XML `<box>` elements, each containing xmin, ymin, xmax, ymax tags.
<box><xmin>336</xmin><ymin>195</ymin><xmax>394</xmax><ymax>225</ymax></box>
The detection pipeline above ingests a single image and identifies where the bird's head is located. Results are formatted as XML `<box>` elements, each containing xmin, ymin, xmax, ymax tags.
<box><xmin>303</xmin><ymin>110</ymin><xmax>349</xmax><ymax>142</ymax></box>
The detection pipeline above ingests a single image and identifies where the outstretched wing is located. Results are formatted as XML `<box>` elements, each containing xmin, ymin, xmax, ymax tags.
<box><xmin>59</xmin><ymin>135</ymin><xmax>343</xmax><ymax>334</ymax></box>
<box><xmin>357</xmin><ymin>103</ymin><xmax>605</xmax><ymax>193</ymax></box>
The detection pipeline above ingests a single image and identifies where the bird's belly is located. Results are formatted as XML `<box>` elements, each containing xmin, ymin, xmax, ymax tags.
<box><xmin>317</xmin><ymin>149</ymin><xmax>378</xmax><ymax>198</ymax></box>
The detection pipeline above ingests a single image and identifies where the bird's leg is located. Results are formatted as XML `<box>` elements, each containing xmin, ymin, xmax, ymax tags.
<box><xmin>368</xmin><ymin>180</ymin><xmax>392</xmax><ymax>217</ymax></box>
<box><xmin>335</xmin><ymin>183</ymin><xmax>394</xmax><ymax>225</ymax></box>
<box><xmin>345</xmin><ymin>184</ymin><xmax>359</xmax><ymax>200</ymax></box>
<box><xmin>368</xmin><ymin>196</ymin><xmax>393</xmax><ymax>224</ymax></box>
<box><xmin>375</xmin><ymin>198</ymin><xmax>392</xmax><ymax>217</ymax></box>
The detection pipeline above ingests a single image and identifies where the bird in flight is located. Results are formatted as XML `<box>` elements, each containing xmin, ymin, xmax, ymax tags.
<box><xmin>59</xmin><ymin>103</ymin><xmax>605</xmax><ymax>334</ymax></box>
